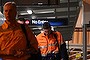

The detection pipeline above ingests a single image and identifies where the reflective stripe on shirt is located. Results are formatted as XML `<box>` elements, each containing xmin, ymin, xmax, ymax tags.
<box><xmin>38</xmin><ymin>42</ymin><xmax>57</xmax><ymax>49</ymax></box>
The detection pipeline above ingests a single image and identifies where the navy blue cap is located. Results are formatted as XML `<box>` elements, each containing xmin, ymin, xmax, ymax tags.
<box><xmin>42</xmin><ymin>22</ymin><xmax>51</xmax><ymax>29</ymax></box>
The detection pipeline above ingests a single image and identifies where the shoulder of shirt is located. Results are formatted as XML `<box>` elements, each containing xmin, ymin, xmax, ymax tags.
<box><xmin>36</xmin><ymin>33</ymin><xmax>45</xmax><ymax>37</ymax></box>
<box><xmin>52</xmin><ymin>31</ymin><xmax>62</xmax><ymax>35</ymax></box>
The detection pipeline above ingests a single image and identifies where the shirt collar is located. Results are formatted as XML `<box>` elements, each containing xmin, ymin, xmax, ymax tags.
<box><xmin>1</xmin><ymin>20</ymin><xmax>18</xmax><ymax>30</ymax></box>
<box><xmin>41</xmin><ymin>33</ymin><xmax>46</xmax><ymax>37</ymax></box>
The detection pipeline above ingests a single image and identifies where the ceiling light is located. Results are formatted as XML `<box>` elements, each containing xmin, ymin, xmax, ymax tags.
<box><xmin>46</xmin><ymin>17</ymin><xmax>55</xmax><ymax>19</ymax></box>
<box><xmin>33</xmin><ymin>9</ymin><xmax>55</xmax><ymax>14</ymax></box>
<box><xmin>34</xmin><ymin>11</ymin><xmax>54</xmax><ymax>14</ymax></box>
<box><xmin>20</xmin><ymin>13</ymin><xmax>29</xmax><ymax>15</ymax></box>
<box><xmin>32</xmin><ymin>16</ymin><xmax>37</xmax><ymax>19</ymax></box>
<box><xmin>27</xmin><ymin>10</ymin><xmax>33</xmax><ymax>14</ymax></box>
<box><xmin>39</xmin><ymin>11</ymin><xmax>54</xmax><ymax>13</ymax></box>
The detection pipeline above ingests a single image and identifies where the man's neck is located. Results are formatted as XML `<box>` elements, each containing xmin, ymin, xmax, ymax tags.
<box><xmin>5</xmin><ymin>20</ymin><xmax>17</xmax><ymax>25</ymax></box>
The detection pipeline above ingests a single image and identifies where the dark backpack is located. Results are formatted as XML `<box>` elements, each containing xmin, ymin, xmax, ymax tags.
<box><xmin>20</xmin><ymin>24</ymin><xmax>42</xmax><ymax>60</ymax></box>
<box><xmin>53</xmin><ymin>32</ymin><xmax>69</xmax><ymax>60</ymax></box>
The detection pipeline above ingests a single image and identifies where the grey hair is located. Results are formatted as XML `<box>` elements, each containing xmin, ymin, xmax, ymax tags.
<box><xmin>4</xmin><ymin>2</ymin><xmax>16</xmax><ymax>8</ymax></box>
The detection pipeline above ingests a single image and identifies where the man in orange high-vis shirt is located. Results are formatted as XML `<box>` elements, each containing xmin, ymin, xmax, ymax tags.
<box><xmin>0</xmin><ymin>2</ymin><xmax>38</xmax><ymax>60</ymax></box>
<box><xmin>36</xmin><ymin>22</ymin><xmax>69</xmax><ymax>60</ymax></box>
<box><xmin>36</xmin><ymin>22</ymin><xmax>63</xmax><ymax>60</ymax></box>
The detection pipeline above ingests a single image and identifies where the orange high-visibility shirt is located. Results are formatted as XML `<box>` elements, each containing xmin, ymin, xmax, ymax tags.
<box><xmin>0</xmin><ymin>21</ymin><xmax>38</xmax><ymax>60</ymax></box>
<box><xmin>36</xmin><ymin>31</ymin><xmax>64</xmax><ymax>55</ymax></box>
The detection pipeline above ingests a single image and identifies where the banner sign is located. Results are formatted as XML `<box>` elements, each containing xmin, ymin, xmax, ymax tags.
<box><xmin>29</xmin><ymin>18</ymin><xmax>68</xmax><ymax>26</ymax></box>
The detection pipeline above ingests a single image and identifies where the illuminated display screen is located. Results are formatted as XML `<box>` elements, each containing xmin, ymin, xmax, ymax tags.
<box><xmin>29</xmin><ymin>18</ymin><xmax>68</xmax><ymax>26</ymax></box>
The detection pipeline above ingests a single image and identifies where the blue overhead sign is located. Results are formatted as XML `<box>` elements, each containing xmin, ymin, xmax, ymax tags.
<box><xmin>29</xmin><ymin>18</ymin><xmax>68</xmax><ymax>26</ymax></box>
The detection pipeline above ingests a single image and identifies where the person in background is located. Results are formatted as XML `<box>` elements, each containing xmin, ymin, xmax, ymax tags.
<box><xmin>0</xmin><ymin>2</ymin><xmax>38</xmax><ymax>60</ymax></box>
<box><xmin>36</xmin><ymin>22</ymin><xmax>69</xmax><ymax>60</ymax></box>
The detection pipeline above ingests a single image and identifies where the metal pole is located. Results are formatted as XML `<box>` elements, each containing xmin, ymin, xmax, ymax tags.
<box><xmin>83</xmin><ymin>24</ymin><xmax>87</xmax><ymax>60</ymax></box>
<box><xmin>67</xmin><ymin>0</ymin><xmax>70</xmax><ymax>59</ymax></box>
<box><xmin>82</xmin><ymin>0</ymin><xmax>87</xmax><ymax>60</ymax></box>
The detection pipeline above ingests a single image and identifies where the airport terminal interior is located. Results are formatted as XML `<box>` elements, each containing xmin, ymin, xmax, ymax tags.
<box><xmin>0</xmin><ymin>0</ymin><xmax>90</xmax><ymax>60</ymax></box>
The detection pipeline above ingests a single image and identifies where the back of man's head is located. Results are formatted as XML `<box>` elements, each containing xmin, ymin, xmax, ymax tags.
<box><xmin>42</xmin><ymin>22</ymin><xmax>51</xmax><ymax>29</ymax></box>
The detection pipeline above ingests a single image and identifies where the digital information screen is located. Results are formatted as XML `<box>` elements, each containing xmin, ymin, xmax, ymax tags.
<box><xmin>29</xmin><ymin>18</ymin><xmax>68</xmax><ymax>26</ymax></box>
